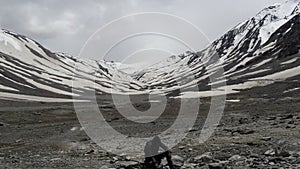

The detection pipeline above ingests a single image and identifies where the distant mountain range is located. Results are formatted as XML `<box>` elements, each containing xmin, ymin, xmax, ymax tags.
<box><xmin>0</xmin><ymin>0</ymin><xmax>299</xmax><ymax>102</ymax></box>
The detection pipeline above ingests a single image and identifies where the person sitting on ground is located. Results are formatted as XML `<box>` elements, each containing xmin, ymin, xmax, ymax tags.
<box><xmin>144</xmin><ymin>136</ymin><xmax>173</xmax><ymax>169</ymax></box>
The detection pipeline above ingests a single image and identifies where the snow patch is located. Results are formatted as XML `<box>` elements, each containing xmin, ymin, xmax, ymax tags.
<box><xmin>0</xmin><ymin>30</ymin><xmax>22</xmax><ymax>51</ymax></box>
<box><xmin>281</xmin><ymin>58</ymin><xmax>298</xmax><ymax>65</ymax></box>
<box><xmin>0</xmin><ymin>84</ymin><xmax>19</xmax><ymax>92</ymax></box>
<box><xmin>283</xmin><ymin>87</ymin><xmax>300</xmax><ymax>93</ymax></box>
<box><xmin>0</xmin><ymin>92</ymin><xmax>89</xmax><ymax>102</ymax></box>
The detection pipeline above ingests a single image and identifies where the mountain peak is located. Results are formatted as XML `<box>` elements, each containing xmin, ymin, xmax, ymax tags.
<box><xmin>213</xmin><ymin>0</ymin><xmax>300</xmax><ymax>58</ymax></box>
<box><xmin>255</xmin><ymin>0</ymin><xmax>299</xmax><ymax>21</ymax></box>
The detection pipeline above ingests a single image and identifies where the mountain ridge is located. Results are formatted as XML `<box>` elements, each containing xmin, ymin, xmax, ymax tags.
<box><xmin>0</xmin><ymin>1</ymin><xmax>300</xmax><ymax>101</ymax></box>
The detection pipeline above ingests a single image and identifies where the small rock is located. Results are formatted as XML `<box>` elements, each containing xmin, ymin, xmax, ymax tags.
<box><xmin>100</xmin><ymin>165</ymin><xmax>109</xmax><ymax>169</ymax></box>
<box><xmin>15</xmin><ymin>139</ymin><xmax>23</xmax><ymax>143</ymax></box>
<box><xmin>229</xmin><ymin>155</ymin><xmax>246</xmax><ymax>161</ymax></box>
<box><xmin>238</xmin><ymin>118</ymin><xmax>249</xmax><ymax>124</ymax></box>
<box><xmin>264</xmin><ymin>149</ymin><xmax>276</xmax><ymax>156</ymax></box>
<box><xmin>292</xmin><ymin>151</ymin><xmax>300</xmax><ymax>157</ymax></box>
<box><xmin>173</xmin><ymin>155</ymin><xmax>184</xmax><ymax>166</ymax></box>
<box><xmin>0</xmin><ymin>122</ymin><xmax>9</xmax><ymax>127</ymax></box>
<box><xmin>112</xmin><ymin>117</ymin><xmax>120</xmax><ymax>121</ymax></box>
<box><xmin>286</xmin><ymin>124</ymin><xmax>296</xmax><ymax>129</ymax></box>
<box><xmin>236</xmin><ymin>128</ymin><xmax>255</xmax><ymax>135</ymax></box>
<box><xmin>269</xmin><ymin>157</ymin><xmax>284</xmax><ymax>163</ymax></box>
<box><xmin>247</xmin><ymin>142</ymin><xmax>258</xmax><ymax>146</ymax></box>
<box><xmin>173</xmin><ymin>155</ymin><xmax>184</xmax><ymax>162</ymax></box>
<box><xmin>110</xmin><ymin>157</ymin><xmax>118</xmax><ymax>164</ymax></box>
<box><xmin>249</xmin><ymin>154</ymin><xmax>259</xmax><ymax>158</ymax></box>
<box><xmin>116</xmin><ymin>161</ymin><xmax>139</xmax><ymax>168</ymax></box>
<box><xmin>269</xmin><ymin>162</ymin><xmax>275</xmax><ymax>165</ymax></box>
<box><xmin>8</xmin><ymin>155</ymin><xmax>15</xmax><ymax>159</ymax></box>
<box><xmin>85</xmin><ymin>149</ymin><xmax>94</xmax><ymax>155</ymax></box>
<box><xmin>277</xmin><ymin>140</ymin><xmax>286</xmax><ymax>144</ymax></box>
<box><xmin>223</xmin><ymin>128</ymin><xmax>233</xmax><ymax>133</ymax></box>
<box><xmin>11</xmin><ymin>159</ymin><xmax>18</xmax><ymax>163</ymax></box>
<box><xmin>209</xmin><ymin>163</ymin><xmax>222</xmax><ymax>169</ymax></box>
<box><xmin>193</xmin><ymin>152</ymin><xmax>215</xmax><ymax>163</ymax></box>
<box><xmin>119</xmin><ymin>153</ymin><xmax>126</xmax><ymax>157</ymax></box>
<box><xmin>50</xmin><ymin>158</ymin><xmax>61</xmax><ymax>162</ymax></box>
<box><xmin>277</xmin><ymin>151</ymin><xmax>290</xmax><ymax>157</ymax></box>
<box><xmin>188</xmin><ymin>127</ymin><xmax>198</xmax><ymax>132</ymax></box>
<box><xmin>179</xmin><ymin>146</ymin><xmax>185</xmax><ymax>150</ymax></box>
<box><xmin>107</xmin><ymin>117</ymin><xmax>120</xmax><ymax>122</ymax></box>
<box><xmin>183</xmin><ymin>162</ymin><xmax>197</xmax><ymax>168</ymax></box>
<box><xmin>286</xmin><ymin>156</ymin><xmax>296</xmax><ymax>161</ymax></box>
<box><xmin>280</xmin><ymin>114</ymin><xmax>293</xmax><ymax>120</ymax></box>
<box><xmin>70</xmin><ymin>127</ymin><xmax>79</xmax><ymax>131</ymax></box>
<box><xmin>33</xmin><ymin>112</ymin><xmax>41</xmax><ymax>116</ymax></box>
<box><xmin>125</xmin><ymin>156</ymin><xmax>131</xmax><ymax>160</ymax></box>
<box><xmin>261</xmin><ymin>137</ymin><xmax>272</xmax><ymax>141</ymax></box>
<box><xmin>266</xmin><ymin>116</ymin><xmax>276</xmax><ymax>121</ymax></box>
<box><xmin>80</xmin><ymin>138</ymin><xmax>90</xmax><ymax>142</ymax></box>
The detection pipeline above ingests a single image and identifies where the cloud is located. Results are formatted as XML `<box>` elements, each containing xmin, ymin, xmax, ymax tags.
<box><xmin>0</xmin><ymin>1</ymin><xmax>91</xmax><ymax>39</ymax></box>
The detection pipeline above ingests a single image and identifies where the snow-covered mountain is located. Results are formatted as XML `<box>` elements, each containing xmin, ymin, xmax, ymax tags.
<box><xmin>0</xmin><ymin>1</ymin><xmax>300</xmax><ymax>102</ymax></box>
<box><xmin>0</xmin><ymin>29</ymin><xmax>145</xmax><ymax>102</ymax></box>
<box><xmin>136</xmin><ymin>0</ymin><xmax>300</xmax><ymax>97</ymax></box>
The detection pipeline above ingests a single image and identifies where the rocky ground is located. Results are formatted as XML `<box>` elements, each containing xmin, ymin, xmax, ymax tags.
<box><xmin>0</xmin><ymin>90</ymin><xmax>300</xmax><ymax>169</ymax></box>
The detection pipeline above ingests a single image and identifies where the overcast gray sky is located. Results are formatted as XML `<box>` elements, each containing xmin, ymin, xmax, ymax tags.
<box><xmin>0</xmin><ymin>0</ymin><xmax>286</xmax><ymax>65</ymax></box>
